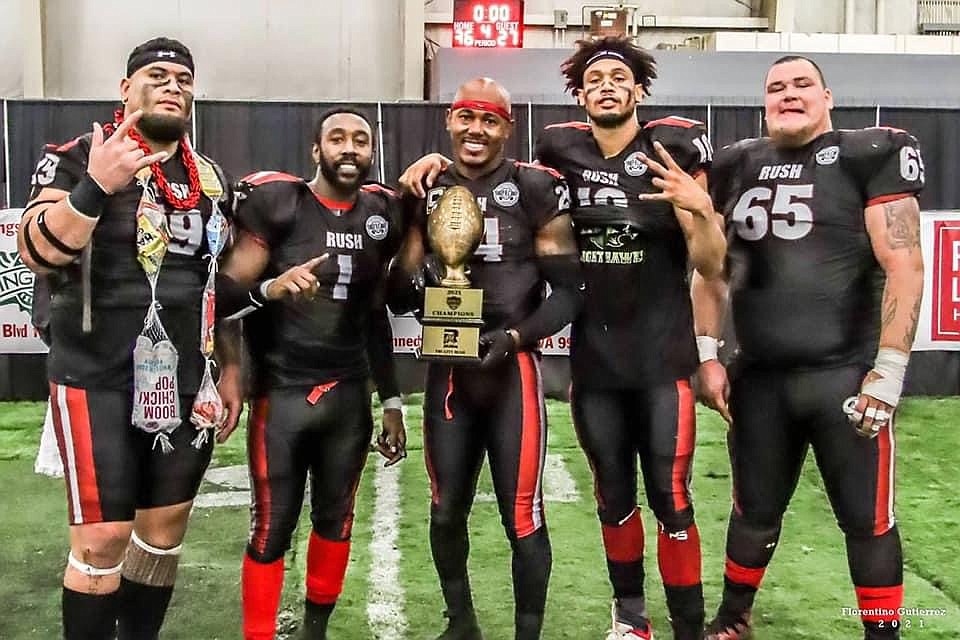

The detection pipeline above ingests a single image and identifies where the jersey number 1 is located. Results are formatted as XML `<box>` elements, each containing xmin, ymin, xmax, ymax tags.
<box><xmin>333</xmin><ymin>254</ymin><xmax>353</xmax><ymax>300</ymax></box>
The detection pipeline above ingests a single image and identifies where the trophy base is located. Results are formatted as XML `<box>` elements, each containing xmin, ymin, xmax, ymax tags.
<box><xmin>418</xmin><ymin>325</ymin><xmax>481</xmax><ymax>363</ymax></box>
<box><xmin>418</xmin><ymin>286</ymin><xmax>484</xmax><ymax>363</ymax></box>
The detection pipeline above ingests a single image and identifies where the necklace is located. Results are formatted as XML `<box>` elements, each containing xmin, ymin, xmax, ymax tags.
<box><xmin>109</xmin><ymin>108</ymin><xmax>201</xmax><ymax>210</ymax></box>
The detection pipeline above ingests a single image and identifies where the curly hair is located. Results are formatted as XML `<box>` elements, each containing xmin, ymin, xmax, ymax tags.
<box><xmin>560</xmin><ymin>36</ymin><xmax>657</xmax><ymax>96</ymax></box>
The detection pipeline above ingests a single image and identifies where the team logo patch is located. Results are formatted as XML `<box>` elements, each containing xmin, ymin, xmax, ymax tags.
<box><xmin>492</xmin><ymin>181</ymin><xmax>520</xmax><ymax>207</ymax></box>
<box><xmin>624</xmin><ymin>152</ymin><xmax>648</xmax><ymax>177</ymax></box>
<box><xmin>365</xmin><ymin>214</ymin><xmax>389</xmax><ymax>240</ymax></box>
<box><xmin>816</xmin><ymin>145</ymin><xmax>839</xmax><ymax>165</ymax></box>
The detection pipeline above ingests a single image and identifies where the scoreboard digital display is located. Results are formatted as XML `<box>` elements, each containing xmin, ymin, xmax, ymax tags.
<box><xmin>452</xmin><ymin>0</ymin><xmax>525</xmax><ymax>48</ymax></box>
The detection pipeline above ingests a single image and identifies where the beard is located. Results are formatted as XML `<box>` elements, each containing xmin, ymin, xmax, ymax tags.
<box><xmin>590</xmin><ymin>108</ymin><xmax>635</xmax><ymax>129</ymax></box>
<box><xmin>319</xmin><ymin>156</ymin><xmax>371</xmax><ymax>192</ymax></box>
<box><xmin>586</xmin><ymin>88</ymin><xmax>637</xmax><ymax>129</ymax></box>
<box><xmin>138</xmin><ymin>113</ymin><xmax>189</xmax><ymax>143</ymax></box>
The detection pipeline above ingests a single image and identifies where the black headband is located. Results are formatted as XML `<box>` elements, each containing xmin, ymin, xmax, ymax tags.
<box><xmin>584</xmin><ymin>50</ymin><xmax>627</xmax><ymax>69</ymax></box>
<box><xmin>127</xmin><ymin>48</ymin><xmax>194</xmax><ymax>78</ymax></box>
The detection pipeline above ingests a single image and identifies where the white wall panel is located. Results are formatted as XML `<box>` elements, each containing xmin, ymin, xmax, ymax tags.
<box><xmin>42</xmin><ymin>0</ymin><xmax>410</xmax><ymax>99</ymax></box>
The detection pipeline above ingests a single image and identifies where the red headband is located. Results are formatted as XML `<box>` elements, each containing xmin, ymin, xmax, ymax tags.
<box><xmin>450</xmin><ymin>100</ymin><xmax>513</xmax><ymax>123</ymax></box>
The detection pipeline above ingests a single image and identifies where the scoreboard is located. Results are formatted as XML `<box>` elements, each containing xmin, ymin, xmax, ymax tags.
<box><xmin>452</xmin><ymin>0</ymin><xmax>525</xmax><ymax>48</ymax></box>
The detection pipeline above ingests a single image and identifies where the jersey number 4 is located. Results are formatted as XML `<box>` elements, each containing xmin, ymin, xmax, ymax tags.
<box><xmin>732</xmin><ymin>184</ymin><xmax>814</xmax><ymax>241</ymax></box>
<box><xmin>476</xmin><ymin>218</ymin><xmax>503</xmax><ymax>262</ymax></box>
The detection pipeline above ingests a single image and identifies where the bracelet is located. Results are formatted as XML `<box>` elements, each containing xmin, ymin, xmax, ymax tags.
<box><xmin>382</xmin><ymin>396</ymin><xmax>403</xmax><ymax>411</ymax></box>
<box><xmin>66</xmin><ymin>174</ymin><xmax>108</xmax><ymax>219</ymax></box>
<box><xmin>696</xmin><ymin>335</ymin><xmax>720</xmax><ymax>363</ymax></box>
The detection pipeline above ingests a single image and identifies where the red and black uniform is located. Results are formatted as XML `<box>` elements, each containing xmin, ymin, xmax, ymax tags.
<box><xmin>420</xmin><ymin>159</ymin><xmax>567</xmax><ymax>638</ymax></box>
<box><xmin>709</xmin><ymin>128</ymin><xmax>925</xmax><ymax>634</ymax></box>
<box><xmin>236</xmin><ymin>171</ymin><xmax>404</xmax><ymax>557</ymax></box>
<box><xmin>29</xmin><ymin>133</ymin><xmax>230</xmax><ymax>524</ymax></box>
<box><xmin>535</xmin><ymin>116</ymin><xmax>710</xmax><ymax>632</ymax></box>
<box><xmin>234</xmin><ymin>172</ymin><xmax>404</xmax><ymax>640</ymax></box>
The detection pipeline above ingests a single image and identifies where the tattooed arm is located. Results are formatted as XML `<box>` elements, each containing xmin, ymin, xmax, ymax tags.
<box><xmin>849</xmin><ymin>196</ymin><xmax>924</xmax><ymax>437</ymax></box>
<box><xmin>865</xmin><ymin>196</ymin><xmax>924</xmax><ymax>353</ymax></box>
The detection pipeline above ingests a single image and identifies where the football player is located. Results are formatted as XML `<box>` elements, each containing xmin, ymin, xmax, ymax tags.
<box><xmin>695</xmin><ymin>55</ymin><xmax>924</xmax><ymax>640</ymax></box>
<box><xmin>215</xmin><ymin>107</ymin><xmax>407</xmax><ymax>640</ymax></box>
<box><xmin>388</xmin><ymin>77</ymin><xmax>584</xmax><ymax>640</ymax></box>
<box><xmin>17</xmin><ymin>38</ymin><xmax>231</xmax><ymax>639</ymax></box>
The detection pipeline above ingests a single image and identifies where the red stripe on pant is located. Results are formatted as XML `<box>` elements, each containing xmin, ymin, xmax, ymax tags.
<box><xmin>423</xmin><ymin>415</ymin><xmax>439</xmax><ymax>506</ymax></box>
<box><xmin>657</xmin><ymin>524</ymin><xmax>702</xmax><ymax>587</ymax></box>
<box><xmin>306</xmin><ymin>531</ymin><xmax>351</xmax><ymax>604</ymax></box>
<box><xmin>339</xmin><ymin>448</ymin><xmax>368</xmax><ymax>540</ymax></box>
<box><xmin>515</xmin><ymin>352</ymin><xmax>546</xmax><ymax>538</ymax></box>
<box><xmin>602</xmin><ymin>509</ymin><xmax>644</xmax><ymax>563</ymax></box>
<box><xmin>248</xmin><ymin>398</ymin><xmax>272</xmax><ymax>555</ymax></box>
<box><xmin>724</xmin><ymin>557</ymin><xmax>765</xmax><ymax>589</ymax></box>
<box><xmin>242</xmin><ymin>555</ymin><xmax>284</xmax><ymax>640</ymax></box>
<box><xmin>855</xmin><ymin>585</ymin><xmax>903</xmax><ymax>623</ymax></box>
<box><xmin>672</xmin><ymin>380</ymin><xmax>695</xmax><ymax>513</ymax></box>
<box><xmin>874</xmin><ymin>421</ymin><xmax>895</xmax><ymax>535</ymax></box>
<box><xmin>50</xmin><ymin>383</ymin><xmax>102</xmax><ymax>523</ymax></box>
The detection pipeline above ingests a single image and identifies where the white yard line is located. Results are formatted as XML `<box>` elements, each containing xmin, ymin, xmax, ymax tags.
<box><xmin>475</xmin><ymin>453</ymin><xmax>580</xmax><ymax>503</ymax></box>
<box><xmin>366</xmin><ymin>459</ymin><xmax>408</xmax><ymax>640</ymax></box>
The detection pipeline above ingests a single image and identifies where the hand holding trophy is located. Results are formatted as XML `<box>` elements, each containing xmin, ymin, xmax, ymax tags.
<box><xmin>420</xmin><ymin>185</ymin><xmax>485</xmax><ymax>362</ymax></box>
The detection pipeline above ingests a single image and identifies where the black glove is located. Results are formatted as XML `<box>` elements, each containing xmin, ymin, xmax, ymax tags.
<box><xmin>479</xmin><ymin>329</ymin><xmax>517</xmax><ymax>369</ymax></box>
<box><xmin>422</xmin><ymin>254</ymin><xmax>445</xmax><ymax>287</ymax></box>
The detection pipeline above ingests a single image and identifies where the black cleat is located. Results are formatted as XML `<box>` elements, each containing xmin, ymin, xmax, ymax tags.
<box><xmin>435</xmin><ymin>610</ymin><xmax>483</xmax><ymax>640</ymax></box>
<box><xmin>703</xmin><ymin>609</ymin><xmax>752</xmax><ymax>640</ymax></box>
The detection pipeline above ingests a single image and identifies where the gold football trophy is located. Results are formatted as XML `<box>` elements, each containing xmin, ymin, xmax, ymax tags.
<box><xmin>419</xmin><ymin>185</ymin><xmax>485</xmax><ymax>362</ymax></box>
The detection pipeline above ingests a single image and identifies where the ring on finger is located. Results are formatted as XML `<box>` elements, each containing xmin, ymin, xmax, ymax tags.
<box><xmin>842</xmin><ymin>396</ymin><xmax>863</xmax><ymax>423</ymax></box>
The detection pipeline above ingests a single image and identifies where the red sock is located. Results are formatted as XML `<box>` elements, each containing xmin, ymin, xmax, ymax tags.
<box><xmin>601</xmin><ymin>508</ymin><xmax>644</xmax><ymax>563</ymax></box>
<box><xmin>724</xmin><ymin>556</ymin><xmax>766</xmax><ymax>590</ymax></box>
<box><xmin>306</xmin><ymin>531</ymin><xmax>351</xmax><ymax>605</ymax></box>
<box><xmin>242</xmin><ymin>554</ymin><xmax>284</xmax><ymax>640</ymax></box>
<box><xmin>657</xmin><ymin>523</ymin><xmax>702</xmax><ymax>587</ymax></box>
<box><xmin>855</xmin><ymin>584</ymin><xmax>903</xmax><ymax>625</ymax></box>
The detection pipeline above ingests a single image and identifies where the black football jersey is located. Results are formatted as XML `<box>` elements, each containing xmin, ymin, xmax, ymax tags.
<box><xmin>421</xmin><ymin>159</ymin><xmax>569</xmax><ymax>331</ymax></box>
<box><xmin>535</xmin><ymin>117</ymin><xmax>712</xmax><ymax>387</ymax></box>
<box><xmin>710</xmin><ymin>128</ymin><xmax>925</xmax><ymax>369</ymax></box>
<box><xmin>236</xmin><ymin>173</ymin><xmax>405</xmax><ymax>392</ymax></box>
<box><xmin>28</xmin><ymin>134</ymin><xmax>231</xmax><ymax>392</ymax></box>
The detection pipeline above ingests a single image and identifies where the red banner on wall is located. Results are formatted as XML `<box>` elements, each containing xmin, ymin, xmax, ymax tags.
<box><xmin>916</xmin><ymin>211</ymin><xmax>960</xmax><ymax>350</ymax></box>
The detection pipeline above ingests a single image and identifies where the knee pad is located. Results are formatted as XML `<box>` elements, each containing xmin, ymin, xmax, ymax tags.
<box><xmin>310</xmin><ymin>515</ymin><xmax>353</xmax><ymax>542</ymax></box>
<box><xmin>654</xmin><ymin>508</ymin><xmax>695</xmax><ymax>534</ymax></box>
<box><xmin>598</xmin><ymin>505</ymin><xmax>639</xmax><ymax>527</ymax></box>
<box><xmin>430</xmin><ymin>502</ymin><xmax>470</xmax><ymax>531</ymax></box>
<box><xmin>121</xmin><ymin>531</ymin><xmax>181</xmax><ymax>587</ymax></box>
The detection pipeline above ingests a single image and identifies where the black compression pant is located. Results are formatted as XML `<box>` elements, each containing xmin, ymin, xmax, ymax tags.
<box><xmin>570</xmin><ymin>380</ymin><xmax>697</xmax><ymax>531</ymax></box>
<box><xmin>246</xmin><ymin>380</ymin><xmax>373</xmax><ymax>563</ymax></box>
<box><xmin>570</xmin><ymin>379</ymin><xmax>704</xmax><ymax>635</ymax></box>
<box><xmin>720</xmin><ymin>363</ymin><xmax>902</xmax><ymax>627</ymax></box>
<box><xmin>424</xmin><ymin>352</ymin><xmax>551</xmax><ymax>636</ymax></box>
